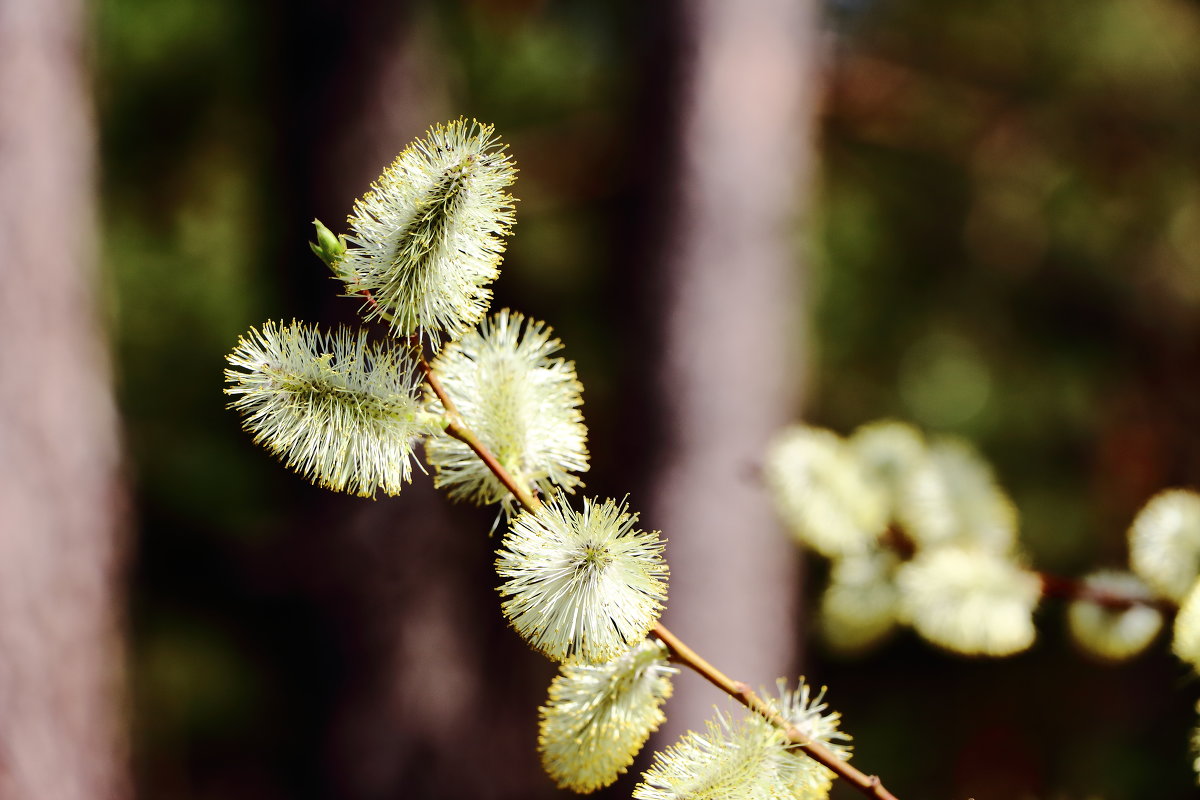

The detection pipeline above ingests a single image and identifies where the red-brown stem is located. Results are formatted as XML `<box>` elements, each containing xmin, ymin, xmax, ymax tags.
<box><xmin>445</xmin><ymin>419</ymin><xmax>541</xmax><ymax>512</ymax></box>
<box><xmin>1038</xmin><ymin>573</ymin><xmax>1174</xmax><ymax>612</ymax></box>
<box><xmin>417</xmin><ymin>351</ymin><xmax>541</xmax><ymax>513</ymax></box>
<box><xmin>879</xmin><ymin>526</ymin><xmax>1171</xmax><ymax>613</ymax></box>
<box><xmin>414</xmin><ymin>361</ymin><xmax>896</xmax><ymax>800</ymax></box>
<box><xmin>349</xmin><ymin>287</ymin><xmax>383</xmax><ymax>313</ymax></box>
<box><xmin>415</xmin><ymin>350</ymin><xmax>460</xmax><ymax>418</ymax></box>
<box><xmin>652</xmin><ymin>623</ymin><xmax>901</xmax><ymax>800</ymax></box>
<box><xmin>878</xmin><ymin>526</ymin><xmax>916</xmax><ymax>560</ymax></box>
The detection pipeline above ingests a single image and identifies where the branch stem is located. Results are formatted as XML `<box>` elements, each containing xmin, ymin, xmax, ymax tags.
<box><xmin>417</xmin><ymin>352</ymin><xmax>541</xmax><ymax>513</ymax></box>
<box><xmin>414</xmin><ymin>359</ymin><xmax>897</xmax><ymax>800</ymax></box>
<box><xmin>651</xmin><ymin>622</ymin><xmax>900</xmax><ymax>800</ymax></box>
<box><xmin>1038</xmin><ymin>573</ymin><xmax>1174</xmax><ymax>612</ymax></box>
<box><xmin>883</xmin><ymin>525</ymin><xmax>1171</xmax><ymax>612</ymax></box>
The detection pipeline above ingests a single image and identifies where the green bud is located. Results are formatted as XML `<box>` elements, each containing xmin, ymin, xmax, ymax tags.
<box><xmin>309</xmin><ymin>218</ymin><xmax>346</xmax><ymax>270</ymax></box>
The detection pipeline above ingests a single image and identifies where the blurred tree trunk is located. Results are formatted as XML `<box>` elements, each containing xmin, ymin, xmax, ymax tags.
<box><xmin>0</xmin><ymin>1</ymin><xmax>129</xmax><ymax>799</ymax></box>
<box><xmin>282</xmin><ymin>6</ymin><xmax>556</xmax><ymax>799</ymax></box>
<box><xmin>649</xmin><ymin>0</ymin><xmax>822</xmax><ymax>738</ymax></box>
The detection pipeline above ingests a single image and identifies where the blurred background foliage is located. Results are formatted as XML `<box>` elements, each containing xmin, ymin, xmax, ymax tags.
<box><xmin>97</xmin><ymin>0</ymin><xmax>1200</xmax><ymax>798</ymax></box>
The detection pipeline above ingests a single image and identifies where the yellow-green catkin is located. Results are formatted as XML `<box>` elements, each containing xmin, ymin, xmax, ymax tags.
<box><xmin>819</xmin><ymin>551</ymin><xmax>901</xmax><ymax>655</ymax></box>
<box><xmin>1173</xmin><ymin>578</ymin><xmax>1200</xmax><ymax>672</ymax></box>
<box><xmin>897</xmin><ymin>547</ymin><xmax>1041</xmax><ymax>656</ymax></box>
<box><xmin>539</xmin><ymin>639</ymin><xmax>676</xmax><ymax>792</ymax></box>
<box><xmin>496</xmin><ymin>495</ymin><xmax>668</xmax><ymax>664</ymax></box>
<box><xmin>224</xmin><ymin>321</ymin><xmax>439</xmax><ymax>496</ymax></box>
<box><xmin>338</xmin><ymin>118</ymin><xmax>517</xmax><ymax>343</ymax></box>
<box><xmin>764</xmin><ymin>425</ymin><xmax>887</xmax><ymax>558</ymax></box>
<box><xmin>425</xmin><ymin>310</ymin><xmax>589</xmax><ymax>508</ymax></box>
<box><xmin>1067</xmin><ymin>571</ymin><xmax>1162</xmax><ymax>662</ymax></box>
<box><xmin>633</xmin><ymin>713</ymin><xmax>790</xmax><ymax>800</ymax></box>
<box><xmin>897</xmin><ymin>436</ymin><xmax>1019</xmax><ymax>554</ymax></box>
<box><xmin>762</xmin><ymin>679</ymin><xmax>853</xmax><ymax>800</ymax></box>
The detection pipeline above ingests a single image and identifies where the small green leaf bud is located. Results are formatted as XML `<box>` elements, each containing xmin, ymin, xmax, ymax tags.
<box><xmin>309</xmin><ymin>218</ymin><xmax>346</xmax><ymax>270</ymax></box>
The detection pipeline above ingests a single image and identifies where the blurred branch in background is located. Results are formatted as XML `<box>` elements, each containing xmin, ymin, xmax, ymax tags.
<box><xmin>812</xmin><ymin>1</ymin><xmax>1200</xmax><ymax>797</ymax></box>
<box><xmin>0</xmin><ymin>0</ymin><xmax>129</xmax><ymax>798</ymax></box>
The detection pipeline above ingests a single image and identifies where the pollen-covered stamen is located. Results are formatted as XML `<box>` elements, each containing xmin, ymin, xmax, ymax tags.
<box><xmin>387</xmin><ymin>165</ymin><xmax>466</xmax><ymax>271</ymax></box>
<box><xmin>581</xmin><ymin>542</ymin><xmax>613</xmax><ymax>570</ymax></box>
<box><xmin>762</xmin><ymin>678</ymin><xmax>853</xmax><ymax>798</ymax></box>
<box><xmin>633</xmin><ymin>713</ymin><xmax>791</xmax><ymax>800</ymax></box>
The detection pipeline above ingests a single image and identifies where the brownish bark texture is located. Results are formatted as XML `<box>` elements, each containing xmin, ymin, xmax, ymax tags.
<box><xmin>0</xmin><ymin>1</ymin><xmax>129</xmax><ymax>797</ymax></box>
<box><xmin>650</xmin><ymin>0</ymin><xmax>822</xmax><ymax>737</ymax></box>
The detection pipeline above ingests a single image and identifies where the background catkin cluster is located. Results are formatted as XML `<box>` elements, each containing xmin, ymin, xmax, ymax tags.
<box><xmin>764</xmin><ymin>419</ymin><xmax>1200</xmax><ymax>781</ymax></box>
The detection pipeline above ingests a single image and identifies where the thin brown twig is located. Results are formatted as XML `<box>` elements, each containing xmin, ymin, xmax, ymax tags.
<box><xmin>358</xmin><ymin>288</ymin><xmax>381</xmax><ymax>310</ymax></box>
<box><xmin>417</xmin><ymin>350</ymin><xmax>541</xmax><ymax>512</ymax></box>
<box><xmin>1038</xmin><ymin>573</ymin><xmax>1174</xmax><ymax>612</ymax></box>
<box><xmin>414</xmin><ymin>363</ymin><xmax>898</xmax><ymax>800</ymax></box>
<box><xmin>652</xmin><ymin>623</ymin><xmax>901</xmax><ymax>800</ymax></box>
<box><xmin>879</xmin><ymin>526</ymin><xmax>1173</xmax><ymax>613</ymax></box>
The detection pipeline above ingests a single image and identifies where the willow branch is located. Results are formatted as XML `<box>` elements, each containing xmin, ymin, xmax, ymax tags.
<box><xmin>416</xmin><ymin>352</ymin><xmax>541</xmax><ymax>513</ymax></box>
<box><xmin>415</xmin><ymin>364</ymin><xmax>896</xmax><ymax>800</ymax></box>
<box><xmin>652</xmin><ymin>622</ymin><xmax>901</xmax><ymax>800</ymax></box>
<box><xmin>358</xmin><ymin>288</ymin><xmax>380</xmax><ymax>310</ymax></box>
<box><xmin>1038</xmin><ymin>573</ymin><xmax>1174</xmax><ymax>612</ymax></box>
<box><xmin>880</xmin><ymin>526</ymin><xmax>1171</xmax><ymax>612</ymax></box>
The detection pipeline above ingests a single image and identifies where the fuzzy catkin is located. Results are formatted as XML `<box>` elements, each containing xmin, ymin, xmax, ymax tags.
<box><xmin>764</xmin><ymin>425</ymin><xmax>887</xmax><ymax>558</ymax></box>
<box><xmin>897</xmin><ymin>547</ymin><xmax>1041</xmax><ymax>656</ymax></box>
<box><xmin>338</xmin><ymin>119</ymin><xmax>517</xmax><ymax>343</ymax></box>
<box><xmin>224</xmin><ymin>321</ymin><xmax>436</xmax><ymax>496</ymax></box>
<box><xmin>539</xmin><ymin>639</ymin><xmax>676</xmax><ymax>792</ymax></box>
<box><xmin>633</xmin><ymin>713</ymin><xmax>792</xmax><ymax>800</ymax></box>
<box><xmin>1068</xmin><ymin>571</ymin><xmax>1162</xmax><ymax>662</ymax></box>
<box><xmin>496</xmin><ymin>495</ymin><xmax>668</xmax><ymax>664</ymax></box>
<box><xmin>425</xmin><ymin>310</ymin><xmax>589</xmax><ymax>507</ymax></box>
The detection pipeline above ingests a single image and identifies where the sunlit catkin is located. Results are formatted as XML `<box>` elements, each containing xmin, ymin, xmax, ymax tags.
<box><xmin>897</xmin><ymin>436</ymin><xmax>1019</xmax><ymax>554</ymax></box>
<box><xmin>496</xmin><ymin>495</ymin><xmax>668</xmax><ymax>664</ymax></box>
<box><xmin>897</xmin><ymin>547</ymin><xmax>1041</xmax><ymax>656</ymax></box>
<box><xmin>764</xmin><ymin>425</ymin><xmax>887</xmax><ymax>558</ymax></box>
<box><xmin>764</xmin><ymin>679</ymin><xmax>853</xmax><ymax>800</ymax></box>
<box><xmin>539</xmin><ymin>638</ymin><xmax>676</xmax><ymax>793</ymax></box>
<box><xmin>425</xmin><ymin>310</ymin><xmax>588</xmax><ymax>507</ymax></box>
<box><xmin>849</xmin><ymin>419</ymin><xmax>926</xmax><ymax>523</ymax></box>
<box><xmin>1173</xmin><ymin>579</ymin><xmax>1200</xmax><ymax>673</ymax></box>
<box><xmin>1067</xmin><ymin>571</ymin><xmax>1162</xmax><ymax>662</ymax></box>
<box><xmin>633</xmin><ymin>713</ymin><xmax>791</xmax><ymax>800</ymax></box>
<box><xmin>224</xmin><ymin>321</ymin><xmax>438</xmax><ymax>497</ymax></box>
<box><xmin>819</xmin><ymin>551</ymin><xmax>901</xmax><ymax>655</ymax></box>
<box><xmin>337</xmin><ymin>118</ymin><xmax>517</xmax><ymax>342</ymax></box>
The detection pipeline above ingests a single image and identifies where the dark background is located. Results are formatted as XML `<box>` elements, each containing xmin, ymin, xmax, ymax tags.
<box><xmin>97</xmin><ymin>0</ymin><xmax>1200</xmax><ymax>798</ymax></box>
